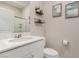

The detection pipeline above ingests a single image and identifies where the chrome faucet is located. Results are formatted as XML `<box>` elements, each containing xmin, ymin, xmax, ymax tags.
<box><xmin>15</xmin><ymin>34</ymin><xmax>22</xmax><ymax>38</ymax></box>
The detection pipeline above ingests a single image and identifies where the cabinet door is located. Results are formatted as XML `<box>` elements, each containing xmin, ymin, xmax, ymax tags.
<box><xmin>31</xmin><ymin>48</ymin><xmax>43</xmax><ymax>58</ymax></box>
<box><xmin>23</xmin><ymin>54</ymin><xmax>33</xmax><ymax>58</ymax></box>
<box><xmin>23</xmin><ymin>48</ymin><xmax>43</xmax><ymax>58</ymax></box>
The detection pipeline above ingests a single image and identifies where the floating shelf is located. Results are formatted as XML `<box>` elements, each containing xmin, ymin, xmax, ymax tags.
<box><xmin>35</xmin><ymin>7</ymin><xmax>43</xmax><ymax>15</ymax></box>
<box><xmin>34</xmin><ymin>18</ymin><xmax>44</xmax><ymax>24</ymax></box>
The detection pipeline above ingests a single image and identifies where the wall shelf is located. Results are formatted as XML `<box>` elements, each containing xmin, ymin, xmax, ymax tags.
<box><xmin>34</xmin><ymin>18</ymin><xmax>44</xmax><ymax>24</ymax></box>
<box><xmin>35</xmin><ymin>7</ymin><xmax>43</xmax><ymax>15</ymax></box>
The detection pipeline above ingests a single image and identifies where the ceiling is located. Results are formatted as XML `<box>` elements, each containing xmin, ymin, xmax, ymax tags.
<box><xmin>3</xmin><ymin>1</ymin><xmax>30</xmax><ymax>9</ymax></box>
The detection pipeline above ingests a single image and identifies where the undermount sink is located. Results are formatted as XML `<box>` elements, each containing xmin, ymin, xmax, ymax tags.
<box><xmin>9</xmin><ymin>36</ymin><xmax>33</xmax><ymax>42</ymax></box>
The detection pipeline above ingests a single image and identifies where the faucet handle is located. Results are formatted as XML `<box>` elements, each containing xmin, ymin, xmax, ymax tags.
<box><xmin>14</xmin><ymin>34</ymin><xmax>18</xmax><ymax>38</ymax></box>
<box><xmin>19</xmin><ymin>34</ymin><xmax>22</xmax><ymax>38</ymax></box>
<box><xmin>14</xmin><ymin>34</ymin><xmax>22</xmax><ymax>38</ymax></box>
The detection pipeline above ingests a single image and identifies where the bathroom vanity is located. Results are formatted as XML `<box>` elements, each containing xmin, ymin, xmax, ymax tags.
<box><xmin>0</xmin><ymin>36</ymin><xmax>45</xmax><ymax>58</ymax></box>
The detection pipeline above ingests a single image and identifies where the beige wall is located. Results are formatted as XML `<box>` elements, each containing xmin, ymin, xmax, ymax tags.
<box><xmin>29</xmin><ymin>1</ymin><xmax>45</xmax><ymax>36</ymax></box>
<box><xmin>43</xmin><ymin>1</ymin><xmax>79</xmax><ymax>57</ymax></box>
<box><xmin>0</xmin><ymin>2</ymin><xmax>21</xmax><ymax>16</ymax></box>
<box><xmin>22</xmin><ymin>5</ymin><xmax>30</xmax><ymax>19</ymax></box>
<box><xmin>22</xmin><ymin>4</ymin><xmax>30</xmax><ymax>32</ymax></box>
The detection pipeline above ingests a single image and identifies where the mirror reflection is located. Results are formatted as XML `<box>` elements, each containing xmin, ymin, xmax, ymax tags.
<box><xmin>0</xmin><ymin>9</ymin><xmax>30</xmax><ymax>33</ymax></box>
<box><xmin>14</xmin><ymin>16</ymin><xmax>27</xmax><ymax>32</ymax></box>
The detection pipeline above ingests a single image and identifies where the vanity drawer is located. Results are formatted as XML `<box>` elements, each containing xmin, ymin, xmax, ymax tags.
<box><xmin>0</xmin><ymin>39</ymin><xmax>45</xmax><ymax>58</ymax></box>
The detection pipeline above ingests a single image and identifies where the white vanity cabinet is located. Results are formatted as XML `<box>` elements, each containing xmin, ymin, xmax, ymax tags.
<box><xmin>0</xmin><ymin>39</ymin><xmax>45</xmax><ymax>58</ymax></box>
<box><xmin>23</xmin><ymin>48</ymin><xmax>43</xmax><ymax>58</ymax></box>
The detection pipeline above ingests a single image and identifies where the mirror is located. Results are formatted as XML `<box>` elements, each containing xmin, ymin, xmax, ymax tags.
<box><xmin>0</xmin><ymin>9</ymin><xmax>30</xmax><ymax>33</ymax></box>
<box><xmin>14</xmin><ymin>16</ymin><xmax>28</xmax><ymax>33</ymax></box>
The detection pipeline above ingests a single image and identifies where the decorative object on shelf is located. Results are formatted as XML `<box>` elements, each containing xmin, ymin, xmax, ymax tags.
<box><xmin>35</xmin><ymin>7</ymin><xmax>43</xmax><ymax>15</ymax></box>
<box><xmin>34</xmin><ymin>18</ymin><xmax>44</xmax><ymax>24</ymax></box>
<box><xmin>52</xmin><ymin>3</ymin><xmax>62</xmax><ymax>17</ymax></box>
<box><xmin>65</xmin><ymin>1</ymin><xmax>79</xmax><ymax>18</ymax></box>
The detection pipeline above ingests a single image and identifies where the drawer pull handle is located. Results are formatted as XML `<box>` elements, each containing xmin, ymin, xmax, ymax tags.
<box><xmin>31</xmin><ymin>55</ymin><xmax>34</xmax><ymax>58</ymax></box>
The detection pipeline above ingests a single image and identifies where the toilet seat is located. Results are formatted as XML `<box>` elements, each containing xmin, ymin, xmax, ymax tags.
<box><xmin>44</xmin><ymin>48</ymin><xmax>59</xmax><ymax>57</ymax></box>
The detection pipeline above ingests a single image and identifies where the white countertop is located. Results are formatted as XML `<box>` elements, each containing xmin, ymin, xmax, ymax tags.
<box><xmin>0</xmin><ymin>35</ymin><xmax>45</xmax><ymax>53</ymax></box>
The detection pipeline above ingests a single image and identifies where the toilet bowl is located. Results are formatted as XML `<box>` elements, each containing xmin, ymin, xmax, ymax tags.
<box><xmin>43</xmin><ymin>48</ymin><xmax>59</xmax><ymax>58</ymax></box>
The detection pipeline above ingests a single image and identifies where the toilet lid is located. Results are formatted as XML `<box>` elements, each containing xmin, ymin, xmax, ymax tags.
<box><xmin>44</xmin><ymin>48</ymin><xmax>58</xmax><ymax>56</ymax></box>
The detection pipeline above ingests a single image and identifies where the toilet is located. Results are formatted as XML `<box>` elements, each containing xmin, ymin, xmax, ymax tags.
<box><xmin>43</xmin><ymin>48</ymin><xmax>59</xmax><ymax>58</ymax></box>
